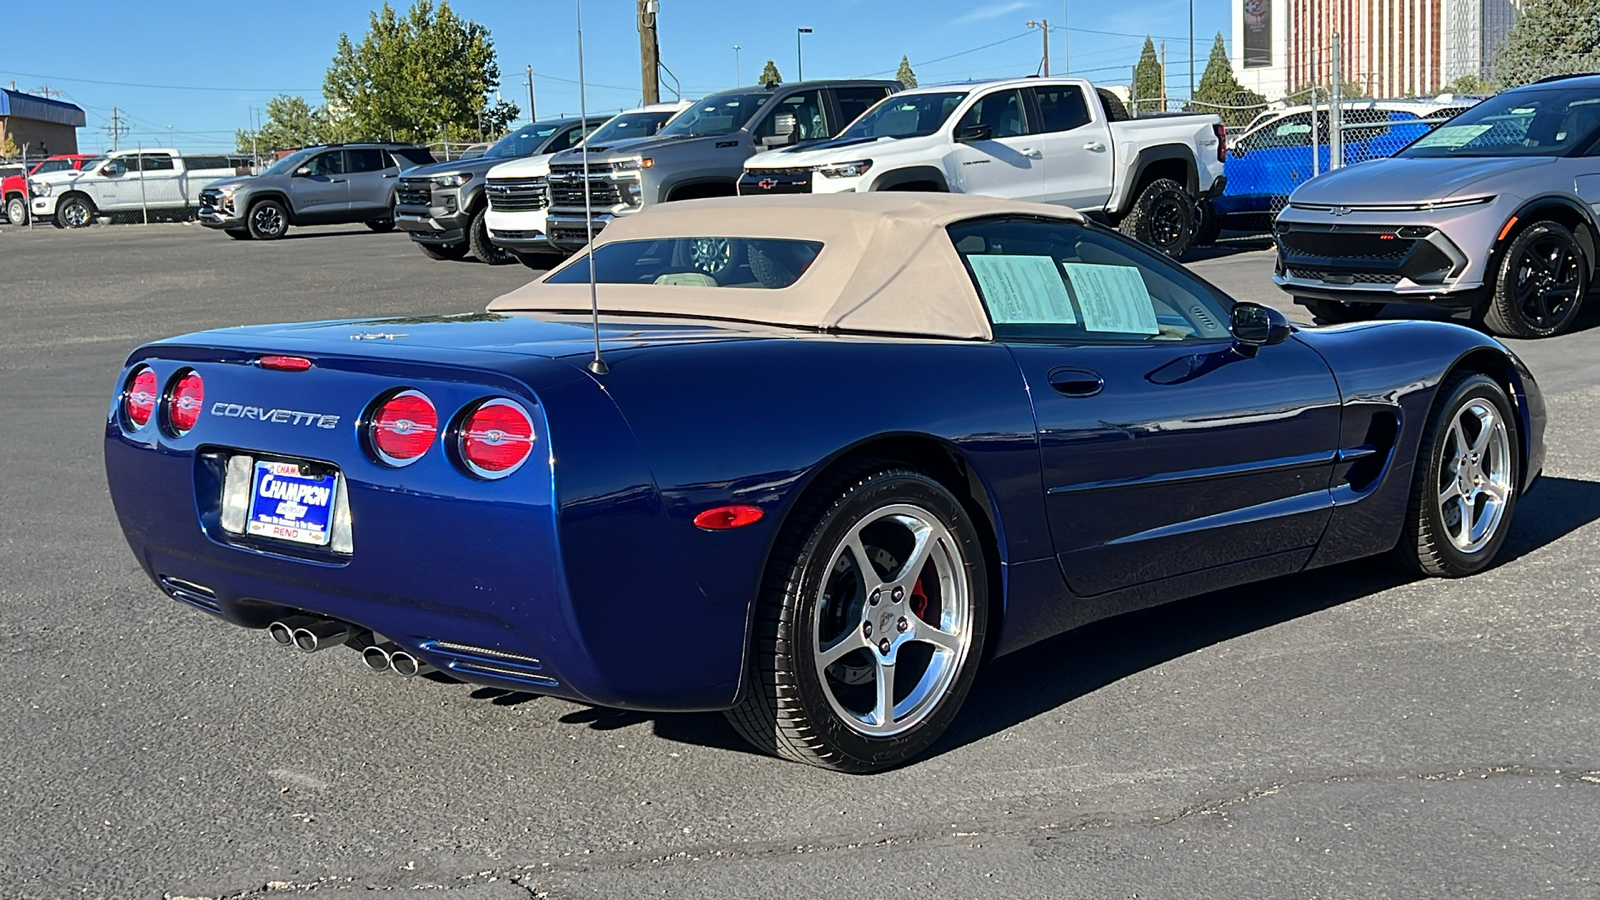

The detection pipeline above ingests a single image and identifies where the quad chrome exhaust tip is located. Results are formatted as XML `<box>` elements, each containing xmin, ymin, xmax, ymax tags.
<box><xmin>267</xmin><ymin>616</ymin><xmax>317</xmax><ymax>646</ymax></box>
<box><xmin>388</xmin><ymin>650</ymin><xmax>435</xmax><ymax>678</ymax></box>
<box><xmin>291</xmin><ymin>620</ymin><xmax>351</xmax><ymax>653</ymax></box>
<box><xmin>362</xmin><ymin>642</ymin><xmax>398</xmax><ymax>673</ymax></box>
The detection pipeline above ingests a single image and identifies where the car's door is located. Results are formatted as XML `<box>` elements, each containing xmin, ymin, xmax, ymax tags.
<box><xmin>292</xmin><ymin>150</ymin><xmax>350</xmax><ymax>217</ymax></box>
<box><xmin>342</xmin><ymin>147</ymin><xmax>394</xmax><ymax>214</ymax></box>
<box><xmin>1026</xmin><ymin>84</ymin><xmax>1114</xmax><ymax>210</ymax></box>
<box><xmin>752</xmin><ymin>88</ymin><xmax>829</xmax><ymax>148</ymax></box>
<box><xmin>947</xmin><ymin>216</ymin><xmax>1343</xmax><ymax>596</ymax></box>
<box><xmin>948</xmin><ymin>88</ymin><xmax>1046</xmax><ymax>200</ymax></box>
<box><xmin>92</xmin><ymin>158</ymin><xmax>130</xmax><ymax>209</ymax></box>
<box><xmin>135</xmin><ymin>154</ymin><xmax>184</xmax><ymax>207</ymax></box>
<box><xmin>830</xmin><ymin>85</ymin><xmax>895</xmax><ymax>132</ymax></box>
<box><xmin>1225</xmin><ymin>111</ymin><xmax>1317</xmax><ymax>214</ymax></box>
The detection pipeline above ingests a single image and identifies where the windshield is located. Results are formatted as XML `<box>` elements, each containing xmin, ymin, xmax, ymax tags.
<box><xmin>1401</xmin><ymin>87</ymin><xmax>1600</xmax><ymax>158</ymax></box>
<box><xmin>258</xmin><ymin>148</ymin><xmax>317</xmax><ymax>177</ymax></box>
<box><xmin>658</xmin><ymin>92</ymin><xmax>773</xmax><ymax>138</ymax></box>
<box><xmin>587</xmin><ymin>110</ymin><xmax>678</xmax><ymax>144</ymax></box>
<box><xmin>839</xmin><ymin>91</ymin><xmax>969</xmax><ymax>140</ymax></box>
<box><xmin>546</xmin><ymin>237</ymin><xmax>822</xmax><ymax>288</ymax></box>
<box><xmin>483</xmin><ymin>121</ymin><xmax>568</xmax><ymax>159</ymax></box>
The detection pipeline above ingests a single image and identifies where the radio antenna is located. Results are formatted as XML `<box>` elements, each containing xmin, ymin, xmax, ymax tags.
<box><xmin>577</xmin><ymin>0</ymin><xmax>608</xmax><ymax>375</ymax></box>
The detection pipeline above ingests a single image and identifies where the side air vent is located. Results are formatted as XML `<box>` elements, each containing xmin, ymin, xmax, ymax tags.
<box><xmin>160</xmin><ymin>576</ymin><xmax>221</xmax><ymax>613</ymax></box>
<box><xmin>419</xmin><ymin>640</ymin><xmax>559</xmax><ymax>688</ymax></box>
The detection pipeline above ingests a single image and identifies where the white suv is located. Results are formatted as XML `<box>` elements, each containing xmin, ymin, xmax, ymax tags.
<box><xmin>483</xmin><ymin>101</ymin><xmax>690</xmax><ymax>263</ymax></box>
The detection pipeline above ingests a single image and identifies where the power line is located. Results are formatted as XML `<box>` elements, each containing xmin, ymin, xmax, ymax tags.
<box><xmin>856</xmin><ymin>31</ymin><xmax>1036</xmax><ymax>77</ymax></box>
<box><xmin>0</xmin><ymin>68</ymin><xmax>318</xmax><ymax>94</ymax></box>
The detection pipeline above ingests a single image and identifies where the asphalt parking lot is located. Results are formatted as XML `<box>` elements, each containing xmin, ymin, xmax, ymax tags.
<box><xmin>2</xmin><ymin>221</ymin><xmax>1599</xmax><ymax>899</ymax></box>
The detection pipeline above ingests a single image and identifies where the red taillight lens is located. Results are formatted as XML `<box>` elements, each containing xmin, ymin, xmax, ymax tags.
<box><xmin>124</xmin><ymin>366</ymin><xmax>158</xmax><ymax>429</ymax></box>
<box><xmin>369</xmin><ymin>390</ymin><xmax>438</xmax><ymax>466</ymax></box>
<box><xmin>458</xmin><ymin>398</ymin><xmax>535</xmax><ymax>478</ymax></box>
<box><xmin>1214</xmin><ymin>123</ymin><xmax>1228</xmax><ymax>163</ymax></box>
<box><xmin>259</xmin><ymin>355</ymin><xmax>313</xmax><ymax>372</ymax></box>
<box><xmin>166</xmin><ymin>370</ymin><xmax>204</xmax><ymax>434</ymax></box>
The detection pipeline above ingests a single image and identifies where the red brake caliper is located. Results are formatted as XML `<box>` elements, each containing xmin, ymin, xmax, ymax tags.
<box><xmin>910</xmin><ymin>574</ymin><xmax>929</xmax><ymax>620</ymax></box>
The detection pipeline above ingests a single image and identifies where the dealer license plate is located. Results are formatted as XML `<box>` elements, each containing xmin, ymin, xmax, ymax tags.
<box><xmin>247</xmin><ymin>460</ymin><xmax>339</xmax><ymax>546</ymax></box>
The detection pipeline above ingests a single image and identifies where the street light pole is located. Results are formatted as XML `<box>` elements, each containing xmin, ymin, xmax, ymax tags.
<box><xmin>797</xmin><ymin>27</ymin><xmax>812</xmax><ymax>81</ymax></box>
<box><xmin>1026</xmin><ymin>20</ymin><xmax>1050</xmax><ymax>77</ymax></box>
<box><xmin>1189</xmin><ymin>0</ymin><xmax>1195</xmax><ymax>101</ymax></box>
<box><xmin>733</xmin><ymin>44</ymin><xmax>742</xmax><ymax>85</ymax></box>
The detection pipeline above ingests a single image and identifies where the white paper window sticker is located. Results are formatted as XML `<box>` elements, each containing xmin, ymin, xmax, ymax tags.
<box><xmin>1061</xmin><ymin>263</ymin><xmax>1159</xmax><ymax>335</ymax></box>
<box><xmin>968</xmin><ymin>255</ymin><xmax>1077</xmax><ymax>325</ymax></box>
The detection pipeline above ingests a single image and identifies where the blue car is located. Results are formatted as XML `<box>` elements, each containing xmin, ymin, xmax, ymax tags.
<box><xmin>104</xmin><ymin>193</ymin><xmax>1544</xmax><ymax>772</ymax></box>
<box><xmin>1214</xmin><ymin>102</ymin><xmax>1476</xmax><ymax>230</ymax></box>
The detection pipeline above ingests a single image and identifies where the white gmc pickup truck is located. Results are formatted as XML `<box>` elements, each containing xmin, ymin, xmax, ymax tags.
<box><xmin>30</xmin><ymin>148</ymin><xmax>241</xmax><ymax>227</ymax></box>
<box><xmin>740</xmin><ymin>77</ymin><xmax>1227</xmax><ymax>258</ymax></box>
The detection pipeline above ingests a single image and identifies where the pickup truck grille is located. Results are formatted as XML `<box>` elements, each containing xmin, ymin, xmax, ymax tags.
<box><xmin>739</xmin><ymin>167</ymin><xmax>813</xmax><ymax>195</ymax></box>
<box><xmin>397</xmin><ymin>179</ymin><xmax>432</xmax><ymax>207</ymax></box>
<box><xmin>549</xmin><ymin>219</ymin><xmax>603</xmax><ymax>249</ymax></box>
<box><xmin>547</xmin><ymin>165</ymin><xmax>624</xmax><ymax>208</ymax></box>
<box><xmin>485</xmin><ymin>177</ymin><xmax>548</xmax><ymax>212</ymax></box>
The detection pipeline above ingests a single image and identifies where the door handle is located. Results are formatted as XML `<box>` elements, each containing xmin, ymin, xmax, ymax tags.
<box><xmin>330</xmin><ymin>178</ymin><xmax>346</xmax><ymax>183</ymax></box>
<box><xmin>382</xmin><ymin>173</ymin><xmax>398</xmax><ymax>178</ymax></box>
<box><xmin>1083</xmin><ymin>141</ymin><xmax>1106</xmax><ymax>152</ymax></box>
<box><xmin>1048</xmin><ymin>367</ymin><xmax>1104</xmax><ymax>397</ymax></box>
<box><xmin>1021</xmin><ymin>147</ymin><xmax>1043</xmax><ymax>159</ymax></box>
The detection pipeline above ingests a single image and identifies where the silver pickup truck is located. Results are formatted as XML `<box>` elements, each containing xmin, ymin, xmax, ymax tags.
<box><xmin>541</xmin><ymin>79</ymin><xmax>900</xmax><ymax>253</ymax></box>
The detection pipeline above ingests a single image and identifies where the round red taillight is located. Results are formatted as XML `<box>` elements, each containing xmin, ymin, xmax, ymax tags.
<box><xmin>166</xmin><ymin>370</ymin><xmax>204</xmax><ymax>435</ymax></box>
<box><xmin>123</xmin><ymin>366</ymin><xmax>158</xmax><ymax>429</ymax></box>
<box><xmin>369</xmin><ymin>389</ymin><xmax>438</xmax><ymax>466</ymax></box>
<box><xmin>458</xmin><ymin>398</ymin><xmax>535</xmax><ymax>478</ymax></box>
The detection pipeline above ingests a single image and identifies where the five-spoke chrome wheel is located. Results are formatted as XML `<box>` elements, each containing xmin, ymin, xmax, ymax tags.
<box><xmin>1436</xmin><ymin>399</ymin><xmax>1513</xmax><ymax>554</ymax></box>
<box><xmin>689</xmin><ymin>237</ymin><xmax>734</xmax><ymax>275</ymax></box>
<box><xmin>813</xmin><ymin>504</ymin><xmax>973</xmax><ymax>737</ymax></box>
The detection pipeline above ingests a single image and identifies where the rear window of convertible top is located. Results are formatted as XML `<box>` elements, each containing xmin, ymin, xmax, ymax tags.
<box><xmin>544</xmin><ymin>238</ymin><xmax>824</xmax><ymax>289</ymax></box>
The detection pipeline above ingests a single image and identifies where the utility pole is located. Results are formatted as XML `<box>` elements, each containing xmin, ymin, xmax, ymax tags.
<box><xmin>1027</xmin><ymin>20</ymin><xmax>1050</xmax><ymax>76</ymax></box>
<box><xmin>638</xmin><ymin>0</ymin><xmax>660</xmax><ymax>104</ymax></box>
<box><xmin>107</xmin><ymin>107</ymin><xmax>129</xmax><ymax>152</ymax></box>
<box><xmin>1062</xmin><ymin>0</ymin><xmax>1069</xmax><ymax>74</ymax></box>
<box><xmin>797</xmin><ymin>28</ymin><xmax>813</xmax><ymax>81</ymax></box>
<box><xmin>526</xmin><ymin>65</ymin><xmax>537</xmax><ymax>121</ymax></box>
<box><xmin>32</xmin><ymin>84</ymin><xmax>62</xmax><ymax>99</ymax></box>
<box><xmin>1330</xmin><ymin>33</ymin><xmax>1343</xmax><ymax>170</ymax></box>
<box><xmin>1188</xmin><ymin>0</ymin><xmax>1195</xmax><ymax>102</ymax></box>
<box><xmin>1160</xmin><ymin>42</ymin><xmax>1166</xmax><ymax>112</ymax></box>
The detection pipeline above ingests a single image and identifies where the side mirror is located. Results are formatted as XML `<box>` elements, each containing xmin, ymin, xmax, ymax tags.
<box><xmin>294</xmin><ymin>166</ymin><xmax>312</xmax><ymax>177</ymax></box>
<box><xmin>101</xmin><ymin>164</ymin><xmax>123</xmax><ymax>177</ymax></box>
<box><xmin>956</xmin><ymin>123</ymin><xmax>993</xmax><ymax>143</ymax></box>
<box><xmin>1230</xmin><ymin>302</ymin><xmax>1292</xmax><ymax>355</ymax></box>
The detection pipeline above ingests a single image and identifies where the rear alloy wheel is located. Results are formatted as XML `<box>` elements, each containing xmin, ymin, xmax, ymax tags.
<box><xmin>57</xmin><ymin>195</ymin><xmax>95</xmax><ymax>228</ymax></box>
<box><xmin>1391</xmin><ymin>373</ymin><xmax>1519</xmax><ymax>577</ymax></box>
<box><xmin>6</xmin><ymin>195</ymin><xmax>28</xmax><ymax>227</ymax></box>
<box><xmin>1118</xmin><ymin>177</ymin><xmax>1196</xmax><ymax>259</ymax></box>
<box><xmin>467</xmin><ymin>208</ymin><xmax>515</xmax><ymax>265</ymax></box>
<box><xmin>673</xmin><ymin>236</ymin><xmax>744</xmax><ymax>278</ymax></box>
<box><xmin>727</xmin><ymin>467</ymin><xmax>988</xmax><ymax>772</ymax></box>
<box><xmin>418</xmin><ymin>241</ymin><xmax>469</xmax><ymax>261</ymax></box>
<box><xmin>247</xmin><ymin>199</ymin><xmax>289</xmax><ymax>240</ymax></box>
<box><xmin>1306</xmin><ymin>298</ymin><xmax>1386</xmax><ymax>324</ymax></box>
<box><xmin>1483</xmin><ymin>221</ymin><xmax>1586</xmax><ymax>338</ymax></box>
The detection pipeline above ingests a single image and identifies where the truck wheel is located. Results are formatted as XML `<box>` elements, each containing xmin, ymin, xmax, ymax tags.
<box><xmin>247</xmin><ymin>199</ymin><xmax>289</xmax><ymax>240</ymax></box>
<box><xmin>1118</xmin><ymin>178</ymin><xmax>1196</xmax><ymax>259</ymax></box>
<box><xmin>1193</xmin><ymin>199</ymin><xmax>1222</xmax><ymax>247</ymax></box>
<box><xmin>418</xmin><ymin>241</ymin><xmax>469</xmax><ymax>261</ymax></box>
<box><xmin>367</xmin><ymin>216</ymin><xmax>396</xmax><ymax>233</ymax></box>
<box><xmin>5</xmin><ymin>195</ymin><xmax>28</xmax><ymax>227</ymax></box>
<box><xmin>725</xmin><ymin>466</ymin><xmax>989</xmax><ymax>772</ymax></box>
<box><xmin>224</xmin><ymin>228</ymin><xmax>252</xmax><ymax>241</ymax></box>
<box><xmin>467</xmin><ymin>208</ymin><xmax>514</xmax><ymax>265</ymax></box>
<box><xmin>58</xmin><ymin>195</ymin><xmax>95</xmax><ymax>228</ymax></box>
<box><xmin>1306</xmin><ymin>298</ymin><xmax>1385</xmax><ymax>324</ymax></box>
<box><xmin>1482</xmin><ymin>221</ymin><xmax>1587</xmax><ymax>339</ymax></box>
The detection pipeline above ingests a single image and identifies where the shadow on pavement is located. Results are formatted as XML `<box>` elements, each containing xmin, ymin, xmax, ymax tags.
<box><xmin>532</xmin><ymin>476</ymin><xmax>1600</xmax><ymax>763</ymax></box>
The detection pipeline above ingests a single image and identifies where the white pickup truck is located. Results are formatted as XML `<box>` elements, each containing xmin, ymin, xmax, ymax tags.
<box><xmin>740</xmin><ymin>78</ymin><xmax>1227</xmax><ymax>258</ymax></box>
<box><xmin>30</xmin><ymin>149</ymin><xmax>242</xmax><ymax>227</ymax></box>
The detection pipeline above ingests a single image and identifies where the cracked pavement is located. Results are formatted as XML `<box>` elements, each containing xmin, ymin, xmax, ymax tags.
<box><xmin>1</xmin><ymin>224</ymin><xmax>1597</xmax><ymax>899</ymax></box>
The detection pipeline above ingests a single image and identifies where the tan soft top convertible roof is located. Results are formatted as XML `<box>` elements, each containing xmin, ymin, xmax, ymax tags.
<box><xmin>487</xmin><ymin>193</ymin><xmax>1088</xmax><ymax>340</ymax></box>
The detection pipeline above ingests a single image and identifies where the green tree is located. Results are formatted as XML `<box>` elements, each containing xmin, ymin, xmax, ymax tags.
<box><xmin>1132</xmin><ymin>37</ymin><xmax>1164</xmax><ymax>114</ymax></box>
<box><xmin>896</xmin><ymin>55</ymin><xmax>918</xmax><ymax>89</ymax></box>
<box><xmin>1189</xmin><ymin>33</ymin><xmax>1267</xmax><ymax>128</ymax></box>
<box><xmin>759</xmin><ymin>59</ymin><xmax>783</xmax><ymax>87</ymax></box>
<box><xmin>1444</xmin><ymin>73</ymin><xmax>1496</xmax><ymax>94</ymax></box>
<box><xmin>1</xmin><ymin>134</ymin><xmax>19</xmax><ymax>159</ymax></box>
<box><xmin>1494</xmin><ymin>0</ymin><xmax>1600</xmax><ymax>87</ymax></box>
<box><xmin>322</xmin><ymin>0</ymin><xmax>516</xmax><ymax>143</ymax></box>
<box><xmin>235</xmin><ymin>94</ymin><xmax>328</xmax><ymax>154</ymax></box>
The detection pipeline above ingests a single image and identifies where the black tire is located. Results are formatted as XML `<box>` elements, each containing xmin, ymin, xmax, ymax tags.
<box><xmin>509</xmin><ymin>249</ymin><xmax>565</xmax><ymax>270</ymax></box>
<box><xmin>246</xmin><ymin>199</ymin><xmax>289</xmax><ymax>240</ymax></box>
<box><xmin>1306</xmin><ymin>298</ymin><xmax>1386</xmax><ymax>324</ymax></box>
<box><xmin>1118</xmin><ymin>177</ymin><xmax>1197</xmax><ymax>259</ymax></box>
<box><xmin>1390</xmin><ymin>373</ymin><xmax>1520</xmax><ymax>578</ymax></box>
<box><xmin>1193</xmin><ymin>199</ymin><xmax>1222</xmax><ymax>247</ymax></box>
<box><xmin>725</xmin><ymin>466</ymin><xmax>990</xmax><ymax>773</ymax></box>
<box><xmin>224</xmin><ymin>228</ymin><xmax>252</xmax><ymax>241</ymax></box>
<box><xmin>747</xmin><ymin>241</ymin><xmax>805</xmax><ymax>287</ymax></box>
<box><xmin>1482</xmin><ymin>221</ymin><xmax>1587</xmax><ymax>339</ymax></box>
<box><xmin>57</xmin><ymin>194</ymin><xmax>95</xmax><ymax>229</ymax></box>
<box><xmin>5</xmin><ymin>195</ymin><xmax>28</xmax><ymax>227</ymax></box>
<box><xmin>467</xmin><ymin>207</ymin><xmax>514</xmax><ymax>265</ymax></box>
<box><xmin>366</xmin><ymin>218</ymin><xmax>396</xmax><ymax>232</ymax></box>
<box><xmin>417</xmin><ymin>240</ymin><xmax>469</xmax><ymax>261</ymax></box>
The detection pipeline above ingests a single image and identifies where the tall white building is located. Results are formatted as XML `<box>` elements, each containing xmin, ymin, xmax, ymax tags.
<box><xmin>1442</xmin><ymin>0</ymin><xmax>1519</xmax><ymax>83</ymax></box>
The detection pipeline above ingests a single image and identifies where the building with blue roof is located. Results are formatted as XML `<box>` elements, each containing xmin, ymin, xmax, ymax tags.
<box><xmin>1</xmin><ymin>89</ymin><xmax>88</xmax><ymax>157</ymax></box>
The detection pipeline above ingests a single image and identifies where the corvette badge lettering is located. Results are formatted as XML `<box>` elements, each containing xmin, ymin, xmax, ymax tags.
<box><xmin>211</xmin><ymin>402</ymin><xmax>339</xmax><ymax>429</ymax></box>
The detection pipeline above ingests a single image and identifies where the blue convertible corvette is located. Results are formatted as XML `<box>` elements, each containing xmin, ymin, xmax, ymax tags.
<box><xmin>106</xmin><ymin>194</ymin><xmax>1544</xmax><ymax>771</ymax></box>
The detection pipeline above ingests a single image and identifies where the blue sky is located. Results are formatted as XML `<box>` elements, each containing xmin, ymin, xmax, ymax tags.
<box><xmin>0</xmin><ymin>0</ymin><xmax>1229</xmax><ymax>153</ymax></box>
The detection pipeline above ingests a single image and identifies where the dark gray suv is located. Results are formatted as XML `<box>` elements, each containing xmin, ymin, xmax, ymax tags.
<box><xmin>199</xmin><ymin>143</ymin><xmax>434</xmax><ymax>240</ymax></box>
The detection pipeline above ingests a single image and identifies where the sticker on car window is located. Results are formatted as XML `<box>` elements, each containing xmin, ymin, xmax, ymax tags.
<box><xmin>1061</xmin><ymin>263</ymin><xmax>1159</xmax><ymax>335</ymax></box>
<box><xmin>968</xmin><ymin>255</ymin><xmax>1077</xmax><ymax>324</ymax></box>
<box><xmin>1410</xmin><ymin>124</ymin><xmax>1494</xmax><ymax>149</ymax></box>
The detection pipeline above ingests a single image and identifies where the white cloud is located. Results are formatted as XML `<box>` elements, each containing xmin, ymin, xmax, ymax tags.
<box><xmin>952</xmin><ymin>1</ymin><xmax>1032</xmax><ymax>26</ymax></box>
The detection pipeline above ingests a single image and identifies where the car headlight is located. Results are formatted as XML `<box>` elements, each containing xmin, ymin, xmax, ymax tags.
<box><xmin>218</xmin><ymin>184</ymin><xmax>238</xmax><ymax>197</ymax></box>
<box><xmin>817</xmin><ymin>160</ymin><xmax>872</xmax><ymax>179</ymax></box>
<box><xmin>32</xmin><ymin>182</ymin><xmax>52</xmax><ymax>197</ymax></box>
<box><xmin>430</xmin><ymin>172</ymin><xmax>473</xmax><ymax>187</ymax></box>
